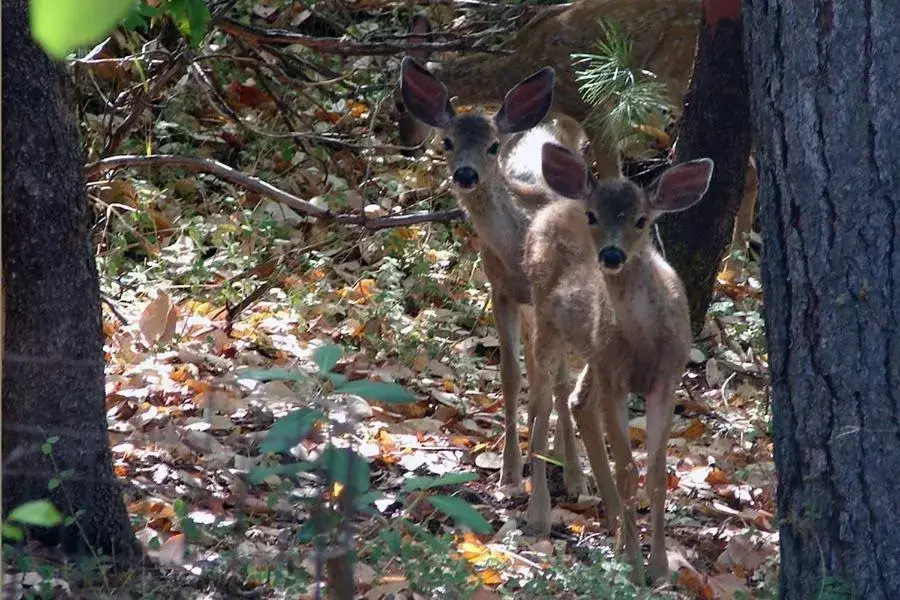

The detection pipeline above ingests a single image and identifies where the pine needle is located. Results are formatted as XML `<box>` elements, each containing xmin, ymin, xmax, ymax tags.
<box><xmin>571</xmin><ymin>19</ymin><xmax>674</xmax><ymax>156</ymax></box>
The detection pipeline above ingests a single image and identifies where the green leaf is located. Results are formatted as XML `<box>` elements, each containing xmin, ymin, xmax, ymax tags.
<box><xmin>2</xmin><ymin>523</ymin><xmax>24</xmax><ymax>541</ymax></box>
<box><xmin>320</xmin><ymin>446</ymin><xmax>370</xmax><ymax>495</ymax></box>
<box><xmin>260</xmin><ymin>409</ymin><xmax>324</xmax><ymax>454</ymax></box>
<box><xmin>325</xmin><ymin>372</ymin><xmax>349</xmax><ymax>387</ymax></box>
<box><xmin>183</xmin><ymin>0</ymin><xmax>210</xmax><ymax>45</ymax></box>
<box><xmin>428</xmin><ymin>495</ymin><xmax>491</xmax><ymax>534</ymax></box>
<box><xmin>313</xmin><ymin>343</ymin><xmax>343</xmax><ymax>373</ymax></box>
<box><xmin>30</xmin><ymin>0</ymin><xmax>135</xmax><ymax>60</ymax></box>
<box><xmin>532</xmin><ymin>452</ymin><xmax>564</xmax><ymax>467</ymax></box>
<box><xmin>334</xmin><ymin>380</ymin><xmax>415</xmax><ymax>404</ymax></box>
<box><xmin>173</xmin><ymin>498</ymin><xmax>188</xmax><ymax>518</ymax></box>
<box><xmin>247</xmin><ymin>461</ymin><xmax>317</xmax><ymax>485</ymax></box>
<box><xmin>47</xmin><ymin>479</ymin><xmax>60</xmax><ymax>491</ymax></box>
<box><xmin>403</xmin><ymin>472</ymin><xmax>478</xmax><ymax>492</ymax></box>
<box><xmin>167</xmin><ymin>0</ymin><xmax>210</xmax><ymax>47</ymax></box>
<box><xmin>239</xmin><ymin>368</ymin><xmax>305</xmax><ymax>383</ymax></box>
<box><xmin>8</xmin><ymin>500</ymin><xmax>62</xmax><ymax>527</ymax></box>
<box><xmin>380</xmin><ymin>529</ymin><xmax>401</xmax><ymax>554</ymax></box>
<box><xmin>121</xmin><ymin>1</ymin><xmax>161</xmax><ymax>32</ymax></box>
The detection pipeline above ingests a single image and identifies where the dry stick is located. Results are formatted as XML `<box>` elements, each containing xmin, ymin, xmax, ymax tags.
<box><xmin>216</xmin><ymin>17</ymin><xmax>504</xmax><ymax>56</ymax></box>
<box><xmin>85</xmin><ymin>154</ymin><xmax>464</xmax><ymax>229</ymax></box>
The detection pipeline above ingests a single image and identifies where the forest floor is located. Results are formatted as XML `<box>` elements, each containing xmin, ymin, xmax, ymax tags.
<box><xmin>4</xmin><ymin>2</ymin><xmax>775</xmax><ymax>599</ymax></box>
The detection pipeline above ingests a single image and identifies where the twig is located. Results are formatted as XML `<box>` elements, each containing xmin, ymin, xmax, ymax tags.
<box><xmin>217</xmin><ymin>18</ymin><xmax>497</xmax><ymax>56</ymax></box>
<box><xmin>85</xmin><ymin>154</ymin><xmax>464</xmax><ymax>229</ymax></box>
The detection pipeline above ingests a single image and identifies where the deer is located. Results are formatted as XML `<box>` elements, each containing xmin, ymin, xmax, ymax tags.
<box><xmin>522</xmin><ymin>141</ymin><xmax>714</xmax><ymax>581</ymax></box>
<box><xmin>399</xmin><ymin>56</ymin><xmax>611</xmax><ymax>533</ymax></box>
<box><xmin>394</xmin><ymin>0</ymin><xmax>759</xmax><ymax>287</ymax></box>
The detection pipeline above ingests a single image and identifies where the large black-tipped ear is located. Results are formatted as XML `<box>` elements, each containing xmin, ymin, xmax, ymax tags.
<box><xmin>400</xmin><ymin>56</ymin><xmax>454</xmax><ymax>129</ymax></box>
<box><xmin>495</xmin><ymin>66</ymin><xmax>555</xmax><ymax>134</ymax></box>
<box><xmin>650</xmin><ymin>158</ymin><xmax>715</xmax><ymax>213</ymax></box>
<box><xmin>542</xmin><ymin>142</ymin><xmax>589</xmax><ymax>199</ymax></box>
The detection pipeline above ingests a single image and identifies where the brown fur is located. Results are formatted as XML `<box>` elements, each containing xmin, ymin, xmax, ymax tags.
<box><xmin>399</xmin><ymin>60</ymin><xmax>594</xmax><ymax>531</ymax></box>
<box><xmin>523</xmin><ymin>144</ymin><xmax>713</xmax><ymax>581</ymax></box>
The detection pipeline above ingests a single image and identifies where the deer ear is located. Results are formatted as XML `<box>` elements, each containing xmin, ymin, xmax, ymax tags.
<box><xmin>495</xmin><ymin>67</ymin><xmax>555</xmax><ymax>134</ymax></box>
<box><xmin>651</xmin><ymin>158</ymin><xmax>714</xmax><ymax>213</ymax></box>
<box><xmin>400</xmin><ymin>57</ymin><xmax>454</xmax><ymax>129</ymax></box>
<box><xmin>542</xmin><ymin>142</ymin><xmax>589</xmax><ymax>199</ymax></box>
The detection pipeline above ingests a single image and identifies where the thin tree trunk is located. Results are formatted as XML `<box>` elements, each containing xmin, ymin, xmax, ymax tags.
<box><xmin>746</xmin><ymin>1</ymin><xmax>900</xmax><ymax>598</ymax></box>
<box><xmin>2</xmin><ymin>0</ymin><xmax>140</xmax><ymax>563</ymax></box>
<box><xmin>657</xmin><ymin>0</ymin><xmax>752</xmax><ymax>334</ymax></box>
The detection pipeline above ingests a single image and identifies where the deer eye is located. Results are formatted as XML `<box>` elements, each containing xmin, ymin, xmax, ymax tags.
<box><xmin>442</xmin><ymin>138</ymin><xmax>454</xmax><ymax>151</ymax></box>
<box><xmin>635</xmin><ymin>216</ymin><xmax>648</xmax><ymax>229</ymax></box>
<box><xmin>487</xmin><ymin>141</ymin><xmax>500</xmax><ymax>155</ymax></box>
<box><xmin>586</xmin><ymin>211</ymin><xmax>598</xmax><ymax>226</ymax></box>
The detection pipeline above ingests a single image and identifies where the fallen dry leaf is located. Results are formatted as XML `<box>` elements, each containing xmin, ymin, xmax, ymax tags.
<box><xmin>139</xmin><ymin>291</ymin><xmax>178</xmax><ymax>347</ymax></box>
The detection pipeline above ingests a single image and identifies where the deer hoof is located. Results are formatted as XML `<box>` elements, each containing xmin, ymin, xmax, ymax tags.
<box><xmin>524</xmin><ymin>497</ymin><xmax>552</xmax><ymax>537</ymax></box>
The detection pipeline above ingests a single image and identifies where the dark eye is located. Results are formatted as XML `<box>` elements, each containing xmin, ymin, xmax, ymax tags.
<box><xmin>442</xmin><ymin>138</ymin><xmax>454</xmax><ymax>151</ymax></box>
<box><xmin>586</xmin><ymin>211</ymin><xmax>598</xmax><ymax>226</ymax></box>
<box><xmin>635</xmin><ymin>216</ymin><xmax>648</xmax><ymax>229</ymax></box>
<box><xmin>487</xmin><ymin>141</ymin><xmax>500</xmax><ymax>155</ymax></box>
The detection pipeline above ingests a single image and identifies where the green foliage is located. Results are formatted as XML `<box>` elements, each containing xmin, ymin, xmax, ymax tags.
<box><xmin>517</xmin><ymin>549</ymin><xmax>655</xmax><ymax>599</ymax></box>
<box><xmin>31</xmin><ymin>0</ymin><xmax>134</xmax><ymax>59</ymax></box>
<box><xmin>2</xmin><ymin>500</ymin><xmax>63</xmax><ymax>542</ymax></box>
<box><xmin>426</xmin><ymin>495</ymin><xmax>491</xmax><ymax>534</ymax></box>
<box><xmin>31</xmin><ymin>0</ymin><xmax>210</xmax><ymax>60</ymax></box>
<box><xmin>571</xmin><ymin>19</ymin><xmax>673</xmax><ymax>154</ymax></box>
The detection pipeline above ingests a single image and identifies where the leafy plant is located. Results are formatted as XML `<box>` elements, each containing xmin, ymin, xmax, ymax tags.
<box><xmin>32</xmin><ymin>0</ymin><xmax>211</xmax><ymax>60</ymax></box>
<box><xmin>243</xmin><ymin>342</ymin><xmax>493</xmax><ymax>592</ymax></box>
<box><xmin>2</xmin><ymin>500</ymin><xmax>63</xmax><ymax>542</ymax></box>
<box><xmin>572</xmin><ymin>19</ymin><xmax>673</xmax><ymax>155</ymax></box>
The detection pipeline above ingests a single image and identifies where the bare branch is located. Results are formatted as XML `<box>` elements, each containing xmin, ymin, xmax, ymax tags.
<box><xmin>84</xmin><ymin>154</ymin><xmax>464</xmax><ymax>230</ymax></box>
<box><xmin>216</xmin><ymin>18</ymin><xmax>507</xmax><ymax>56</ymax></box>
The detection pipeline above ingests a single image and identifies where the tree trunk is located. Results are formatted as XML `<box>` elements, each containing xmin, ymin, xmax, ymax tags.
<box><xmin>746</xmin><ymin>1</ymin><xmax>900</xmax><ymax>598</ymax></box>
<box><xmin>2</xmin><ymin>0</ymin><xmax>139</xmax><ymax>562</ymax></box>
<box><xmin>657</xmin><ymin>0</ymin><xmax>752</xmax><ymax>334</ymax></box>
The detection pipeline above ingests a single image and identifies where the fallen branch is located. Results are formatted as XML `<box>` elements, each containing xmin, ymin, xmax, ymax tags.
<box><xmin>217</xmin><ymin>18</ymin><xmax>506</xmax><ymax>56</ymax></box>
<box><xmin>84</xmin><ymin>154</ymin><xmax>464</xmax><ymax>230</ymax></box>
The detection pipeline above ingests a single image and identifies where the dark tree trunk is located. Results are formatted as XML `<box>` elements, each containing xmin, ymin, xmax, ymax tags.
<box><xmin>746</xmin><ymin>1</ymin><xmax>900</xmax><ymax>598</ymax></box>
<box><xmin>657</xmin><ymin>0</ymin><xmax>752</xmax><ymax>333</ymax></box>
<box><xmin>2</xmin><ymin>0</ymin><xmax>139</xmax><ymax>562</ymax></box>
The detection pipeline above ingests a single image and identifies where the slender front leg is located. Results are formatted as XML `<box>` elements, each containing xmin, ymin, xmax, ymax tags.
<box><xmin>552</xmin><ymin>354</ymin><xmax>584</xmax><ymax>496</ymax></box>
<box><xmin>644</xmin><ymin>378</ymin><xmax>677</xmax><ymax>581</ymax></box>
<box><xmin>600</xmin><ymin>387</ymin><xmax>644</xmax><ymax>584</ymax></box>
<box><xmin>492</xmin><ymin>289</ymin><xmax>524</xmax><ymax>492</ymax></box>
<box><xmin>520</xmin><ymin>308</ymin><xmax>538</xmax><ymax>435</ymax></box>
<box><xmin>569</xmin><ymin>365</ymin><xmax>620</xmax><ymax>531</ymax></box>
<box><xmin>523</xmin><ymin>313</ymin><xmax>582</xmax><ymax>496</ymax></box>
<box><xmin>524</xmin><ymin>320</ymin><xmax>560</xmax><ymax>535</ymax></box>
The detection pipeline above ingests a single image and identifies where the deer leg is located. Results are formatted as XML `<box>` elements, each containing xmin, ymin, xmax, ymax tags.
<box><xmin>644</xmin><ymin>378</ymin><xmax>677</xmax><ymax>581</ymax></box>
<box><xmin>520</xmin><ymin>308</ymin><xmax>538</xmax><ymax>434</ymax></box>
<box><xmin>553</xmin><ymin>354</ymin><xmax>584</xmax><ymax>496</ymax></box>
<box><xmin>600</xmin><ymin>389</ymin><xmax>644</xmax><ymax>583</ymax></box>
<box><xmin>524</xmin><ymin>321</ymin><xmax>560</xmax><ymax>535</ymax></box>
<box><xmin>569</xmin><ymin>364</ymin><xmax>620</xmax><ymax>532</ymax></box>
<box><xmin>493</xmin><ymin>290</ymin><xmax>524</xmax><ymax>493</ymax></box>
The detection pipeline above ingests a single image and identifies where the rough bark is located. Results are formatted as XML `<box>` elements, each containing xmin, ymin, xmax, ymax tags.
<box><xmin>657</xmin><ymin>0</ymin><xmax>752</xmax><ymax>333</ymax></box>
<box><xmin>745</xmin><ymin>1</ymin><xmax>900</xmax><ymax>598</ymax></box>
<box><xmin>2</xmin><ymin>0</ymin><xmax>140</xmax><ymax>562</ymax></box>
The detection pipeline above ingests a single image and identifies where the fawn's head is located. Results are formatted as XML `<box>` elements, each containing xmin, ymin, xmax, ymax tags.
<box><xmin>541</xmin><ymin>142</ymin><xmax>714</xmax><ymax>275</ymax></box>
<box><xmin>400</xmin><ymin>56</ymin><xmax>555</xmax><ymax>195</ymax></box>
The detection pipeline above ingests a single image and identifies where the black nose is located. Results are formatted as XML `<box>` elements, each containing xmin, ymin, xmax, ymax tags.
<box><xmin>598</xmin><ymin>246</ymin><xmax>626</xmax><ymax>269</ymax></box>
<box><xmin>453</xmin><ymin>167</ymin><xmax>479</xmax><ymax>188</ymax></box>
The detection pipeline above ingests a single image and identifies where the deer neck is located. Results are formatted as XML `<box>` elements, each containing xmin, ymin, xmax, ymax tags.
<box><xmin>455</xmin><ymin>179</ymin><xmax>530</xmax><ymax>279</ymax></box>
